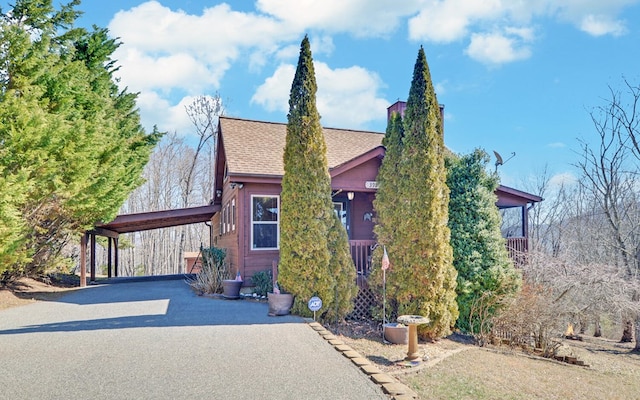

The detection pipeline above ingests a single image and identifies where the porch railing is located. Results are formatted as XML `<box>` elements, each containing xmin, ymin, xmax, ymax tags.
<box><xmin>506</xmin><ymin>237</ymin><xmax>528</xmax><ymax>265</ymax></box>
<box><xmin>349</xmin><ymin>240</ymin><xmax>377</xmax><ymax>278</ymax></box>
<box><xmin>350</xmin><ymin>238</ymin><xmax>529</xmax><ymax>277</ymax></box>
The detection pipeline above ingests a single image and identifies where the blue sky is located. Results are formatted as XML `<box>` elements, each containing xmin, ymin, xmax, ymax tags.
<box><xmin>14</xmin><ymin>1</ymin><xmax>640</xmax><ymax>187</ymax></box>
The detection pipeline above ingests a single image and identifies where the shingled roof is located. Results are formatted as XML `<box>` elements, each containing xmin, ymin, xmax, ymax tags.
<box><xmin>219</xmin><ymin>116</ymin><xmax>384</xmax><ymax>178</ymax></box>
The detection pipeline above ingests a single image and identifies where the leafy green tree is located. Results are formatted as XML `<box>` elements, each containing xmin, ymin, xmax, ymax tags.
<box><xmin>0</xmin><ymin>0</ymin><xmax>160</xmax><ymax>280</ymax></box>
<box><xmin>446</xmin><ymin>149</ymin><xmax>522</xmax><ymax>333</ymax></box>
<box><xmin>325</xmin><ymin>212</ymin><xmax>358</xmax><ymax>322</ymax></box>
<box><xmin>373</xmin><ymin>47</ymin><xmax>458</xmax><ymax>339</ymax></box>
<box><xmin>278</xmin><ymin>36</ymin><xmax>356</xmax><ymax>320</ymax></box>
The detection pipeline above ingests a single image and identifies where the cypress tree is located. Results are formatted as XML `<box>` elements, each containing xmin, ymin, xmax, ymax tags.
<box><xmin>375</xmin><ymin>47</ymin><xmax>458</xmax><ymax>339</ymax></box>
<box><xmin>278</xmin><ymin>36</ymin><xmax>357</xmax><ymax>319</ymax></box>
<box><xmin>447</xmin><ymin>149</ymin><xmax>521</xmax><ymax>332</ymax></box>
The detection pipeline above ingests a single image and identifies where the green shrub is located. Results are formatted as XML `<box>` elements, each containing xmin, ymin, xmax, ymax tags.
<box><xmin>186</xmin><ymin>246</ymin><xmax>230</xmax><ymax>294</ymax></box>
<box><xmin>251</xmin><ymin>269</ymin><xmax>272</xmax><ymax>297</ymax></box>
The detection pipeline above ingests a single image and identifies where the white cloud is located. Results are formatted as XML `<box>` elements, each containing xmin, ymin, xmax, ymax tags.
<box><xmin>108</xmin><ymin>1</ymin><xmax>293</xmax><ymax>94</ymax></box>
<box><xmin>408</xmin><ymin>0</ymin><xmax>504</xmax><ymax>43</ymax></box>
<box><xmin>548</xmin><ymin>142</ymin><xmax>566</xmax><ymax>148</ymax></box>
<box><xmin>251</xmin><ymin>61</ymin><xmax>388</xmax><ymax>129</ymax></box>
<box><xmin>136</xmin><ymin>92</ymin><xmax>195</xmax><ymax>134</ymax></box>
<box><xmin>579</xmin><ymin>14</ymin><xmax>627</xmax><ymax>36</ymax></box>
<box><xmin>256</xmin><ymin>0</ymin><xmax>420</xmax><ymax>37</ymax></box>
<box><xmin>465</xmin><ymin>30</ymin><xmax>533</xmax><ymax>65</ymax></box>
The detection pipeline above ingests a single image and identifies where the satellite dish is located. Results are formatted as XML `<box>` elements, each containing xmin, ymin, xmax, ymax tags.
<box><xmin>493</xmin><ymin>150</ymin><xmax>504</xmax><ymax>167</ymax></box>
<box><xmin>493</xmin><ymin>150</ymin><xmax>515</xmax><ymax>173</ymax></box>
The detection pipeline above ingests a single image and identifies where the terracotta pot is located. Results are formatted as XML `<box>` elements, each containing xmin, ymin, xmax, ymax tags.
<box><xmin>383</xmin><ymin>323</ymin><xmax>408</xmax><ymax>344</ymax></box>
<box><xmin>222</xmin><ymin>279</ymin><xmax>242</xmax><ymax>299</ymax></box>
<box><xmin>267</xmin><ymin>292</ymin><xmax>294</xmax><ymax>316</ymax></box>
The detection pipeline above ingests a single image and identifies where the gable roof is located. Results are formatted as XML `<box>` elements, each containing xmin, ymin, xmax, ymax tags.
<box><xmin>219</xmin><ymin>116</ymin><xmax>384</xmax><ymax>179</ymax></box>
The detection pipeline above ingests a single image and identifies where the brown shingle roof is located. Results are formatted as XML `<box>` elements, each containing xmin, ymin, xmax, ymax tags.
<box><xmin>220</xmin><ymin>116</ymin><xmax>384</xmax><ymax>178</ymax></box>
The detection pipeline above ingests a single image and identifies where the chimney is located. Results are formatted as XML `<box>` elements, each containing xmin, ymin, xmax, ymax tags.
<box><xmin>386</xmin><ymin>100</ymin><xmax>445</xmax><ymax>132</ymax></box>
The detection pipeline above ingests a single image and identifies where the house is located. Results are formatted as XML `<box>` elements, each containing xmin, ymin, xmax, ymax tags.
<box><xmin>85</xmin><ymin>103</ymin><xmax>541</xmax><ymax>288</ymax></box>
<box><xmin>212</xmin><ymin>109</ymin><xmax>542</xmax><ymax>286</ymax></box>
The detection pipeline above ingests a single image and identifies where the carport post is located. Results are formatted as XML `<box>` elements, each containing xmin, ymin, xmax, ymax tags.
<box><xmin>114</xmin><ymin>237</ymin><xmax>119</xmax><ymax>277</ymax></box>
<box><xmin>80</xmin><ymin>233</ymin><xmax>87</xmax><ymax>287</ymax></box>
<box><xmin>90</xmin><ymin>233</ymin><xmax>96</xmax><ymax>282</ymax></box>
<box><xmin>107</xmin><ymin>238</ymin><xmax>112</xmax><ymax>278</ymax></box>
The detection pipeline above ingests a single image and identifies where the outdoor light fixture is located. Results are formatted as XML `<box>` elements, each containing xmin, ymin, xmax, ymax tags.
<box><xmin>347</xmin><ymin>191</ymin><xmax>354</xmax><ymax>201</ymax></box>
<box><xmin>230</xmin><ymin>182</ymin><xmax>244</xmax><ymax>190</ymax></box>
<box><xmin>216</xmin><ymin>189</ymin><xmax>222</xmax><ymax>198</ymax></box>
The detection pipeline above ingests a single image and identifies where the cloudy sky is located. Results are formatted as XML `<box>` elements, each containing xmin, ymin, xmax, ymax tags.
<box><xmin>40</xmin><ymin>1</ymin><xmax>640</xmax><ymax>185</ymax></box>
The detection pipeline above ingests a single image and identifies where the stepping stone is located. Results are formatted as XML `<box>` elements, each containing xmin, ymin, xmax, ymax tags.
<box><xmin>382</xmin><ymin>382</ymin><xmax>416</xmax><ymax>397</ymax></box>
<box><xmin>370</xmin><ymin>373</ymin><xmax>395</xmax><ymax>385</ymax></box>
<box><xmin>351</xmin><ymin>357</ymin><xmax>370</xmax><ymax>366</ymax></box>
<box><xmin>360</xmin><ymin>365</ymin><xmax>381</xmax><ymax>375</ymax></box>
<box><xmin>328</xmin><ymin>339</ymin><xmax>344</xmax><ymax>346</ymax></box>
<box><xmin>335</xmin><ymin>344</ymin><xmax>352</xmax><ymax>352</ymax></box>
<box><xmin>343</xmin><ymin>350</ymin><xmax>360</xmax><ymax>359</ymax></box>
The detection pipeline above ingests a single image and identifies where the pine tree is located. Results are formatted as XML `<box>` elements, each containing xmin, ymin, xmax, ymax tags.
<box><xmin>0</xmin><ymin>0</ymin><xmax>160</xmax><ymax>279</ymax></box>
<box><xmin>447</xmin><ymin>149</ymin><xmax>521</xmax><ymax>332</ymax></box>
<box><xmin>374</xmin><ymin>47</ymin><xmax>458</xmax><ymax>339</ymax></box>
<box><xmin>278</xmin><ymin>36</ymin><xmax>356</xmax><ymax>319</ymax></box>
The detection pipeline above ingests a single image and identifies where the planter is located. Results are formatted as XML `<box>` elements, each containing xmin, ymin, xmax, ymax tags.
<box><xmin>267</xmin><ymin>292</ymin><xmax>294</xmax><ymax>316</ymax></box>
<box><xmin>222</xmin><ymin>279</ymin><xmax>242</xmax><ymax>299</ymax></box>
<box><xmin>383</xmin><ymin>323</ymin><xmax>408</xmax><ymax>344</ymax></box>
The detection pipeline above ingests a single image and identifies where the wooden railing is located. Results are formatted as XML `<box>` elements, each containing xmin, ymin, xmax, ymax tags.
<box><xmin>349</xmin><ymin>240</ymin><xmax>377</xmax><ymax>277</ymax></box>
<box><xmin>506</xmin><ymin>237</ymin><xmax>528</xmax><ymax>266</ymax></box>
<box><xmin>349</xmin><ymin>237</ymin><xmax>528</xmax><ymax>277</ymax></box>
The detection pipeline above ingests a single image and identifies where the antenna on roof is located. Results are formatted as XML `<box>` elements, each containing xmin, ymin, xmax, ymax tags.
<box><xmin>493</xmin><ymin>150</ymin><xmax>515</xmax><ymax>173</ymax></box>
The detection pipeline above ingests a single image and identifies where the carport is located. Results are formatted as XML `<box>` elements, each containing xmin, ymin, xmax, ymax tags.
<box><xmin>80</xmin><ymin>204</ymin><xmax>219</xmax><ymax>286</ymax></box>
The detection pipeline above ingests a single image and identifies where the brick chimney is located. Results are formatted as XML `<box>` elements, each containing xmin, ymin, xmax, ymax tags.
<box><xmin>386</xmin><ymin>100</ymin><xmax>445</xmax><ymax>131</ymax></box>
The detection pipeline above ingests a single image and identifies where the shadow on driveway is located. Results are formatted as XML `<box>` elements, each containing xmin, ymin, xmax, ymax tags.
<box><xmin>0</xmin><ymin>277</ymin><xmax>302</xmax><ymax>335</ymax></box>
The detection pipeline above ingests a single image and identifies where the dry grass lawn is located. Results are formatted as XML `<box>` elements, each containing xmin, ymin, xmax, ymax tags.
<box><xmin>328</xmin><ymin>320</ymin><xmax>640</xmax><ymax>400</ymax></box>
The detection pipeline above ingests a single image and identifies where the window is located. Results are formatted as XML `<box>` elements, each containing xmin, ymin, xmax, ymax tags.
<box><xmin>333</xmin><ymin>202</ymin><xmax>347</xmax><ymax>228</ymax></box>
<box><xmin>252</xmin><ymin>195</ymin><xmax>279</xmax><ymax>249</ymax></box>
<box><xmin>231</xmin><ymin>198</ymin><xmax>236</xmax><ymax>231</ymax></box>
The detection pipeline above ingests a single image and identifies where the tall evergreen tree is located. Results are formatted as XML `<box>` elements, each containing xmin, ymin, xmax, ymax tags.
<box><xmin>374</xmin><ymin>47</ymin><xmax>458</xmax><ymax>339</ymax></box>
<box><xmin>0</xmin><ymin>0</ymin><xmax>160</xmax><ymax>279</ymax></box>
<box><xmin>278</xmin><ymin>36</ymin><xmax>357</xmax><ymax>319</ymax></box>
<box><xmin>447</xmin><ymin>149</ymin><xmax>521</xmax><ymax>332</ymax></box>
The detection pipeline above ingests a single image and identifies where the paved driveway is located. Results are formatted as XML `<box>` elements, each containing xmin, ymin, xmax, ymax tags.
<box><xmin>0</xmin><ymin>278</ymin><xmax>386</xmax><ymax>399</ymax></box>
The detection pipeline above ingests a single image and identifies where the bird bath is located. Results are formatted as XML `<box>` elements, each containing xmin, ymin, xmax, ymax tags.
<box><xmin>397</xmin><ymin>315</ymin><xmax>430</xmax><ymax>361</ymax></box>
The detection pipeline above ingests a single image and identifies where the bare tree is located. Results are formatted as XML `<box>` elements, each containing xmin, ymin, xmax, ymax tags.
<box><xmin>94</xmin><ymin>94</ymin><xmax>224</xmax><ymax>277</ymax></box>
<box><xmin>575</xmin><ymin>80</ymin><xmax>640</xmax><ymax>348</ymax></box>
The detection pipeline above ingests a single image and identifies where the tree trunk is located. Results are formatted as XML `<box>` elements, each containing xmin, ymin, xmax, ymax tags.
<box><xmin>594</xmin><ymin>316</ymin><xmax>602</xmax><ymax>337</ymax></box>
<box><xmin>635</xmin><ymin>316</ymin><xmax>640</xmax><ymax>351</ymax></box>
<box><xmin>621</xmin><ymin>319</ymin><xmax>633</xmax><ymax>342</ymax></box>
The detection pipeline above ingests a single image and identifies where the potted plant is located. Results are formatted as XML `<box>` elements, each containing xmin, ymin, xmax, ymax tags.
<box><xmin>267</xmin><ymin>260</ymin><xmax>294</xmax><ymax>316</ymax></box>
<box><xmin>222</xmin><ymin>271</ymin><xmax>243</xmax><ymax>299</ymax></box>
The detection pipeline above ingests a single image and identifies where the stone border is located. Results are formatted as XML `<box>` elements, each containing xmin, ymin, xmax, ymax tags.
<box><xmin>306</xmin><ymin>320</ymin><xmax>418</xmax><ymax>400</ymax></box>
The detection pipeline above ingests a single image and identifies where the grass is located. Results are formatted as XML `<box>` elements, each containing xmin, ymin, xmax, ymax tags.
<box><xmin>330</xmin><ymin>321</ymin><xmax>640</xmax><ymax>400</ymax></box>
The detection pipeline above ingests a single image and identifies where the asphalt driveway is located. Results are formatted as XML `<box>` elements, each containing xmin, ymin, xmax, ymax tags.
<box><xmin>0</xmin><ymin>278</ymin><xmax>387</xmax><ymax>399</ymax></box>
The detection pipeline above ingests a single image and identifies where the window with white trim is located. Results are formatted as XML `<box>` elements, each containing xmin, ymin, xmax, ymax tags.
<box><xmin>251</xmin><ymin>195</ymin><xmax>279</xmax><ymax>250</ymax></box>
<box><xmin>231</xmin><ymin>198</ymin><xmax>236</xmax><ymax>231</ymax></box>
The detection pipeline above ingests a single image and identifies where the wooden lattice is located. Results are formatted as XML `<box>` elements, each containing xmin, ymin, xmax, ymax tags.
<box><xmin>349</xmin><ymin>282</ymin><xmax>378</xmax><ymax>320</ymax></box>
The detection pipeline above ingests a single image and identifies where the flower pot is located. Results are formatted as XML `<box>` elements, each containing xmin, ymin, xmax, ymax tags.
<box><xmin>222</xmin><ymin>279</ymin><xmax>242</xmax><ymax>299</ymax></box>
<box><xmin>383</xmin><ymin>323</ymin><xmax>408</xmax><ymax>344</ymax></box>
<box><xmin>267</xmin><ymin>292</ymin><xmax>294</xmax><ymax>316</ymax></box>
